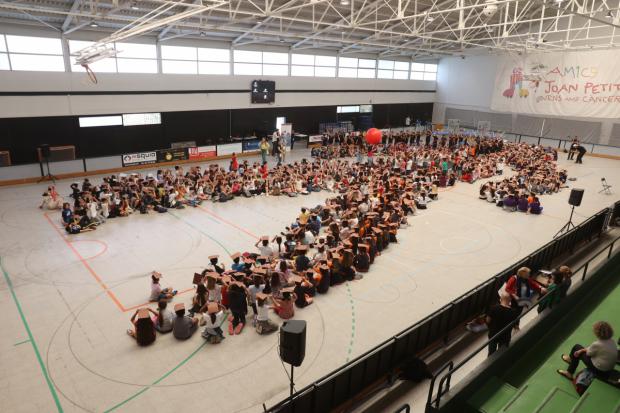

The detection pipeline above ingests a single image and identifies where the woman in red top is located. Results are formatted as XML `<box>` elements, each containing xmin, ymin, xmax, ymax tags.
<box><xmin>504</xmin><ymin>267</ymin><xmax>546</xmax><ymax>312</ymax></box>
<box><xmin>230</xmin><ymin>152</ymin><xmax>239</xmax><ymax>171</ymax></box>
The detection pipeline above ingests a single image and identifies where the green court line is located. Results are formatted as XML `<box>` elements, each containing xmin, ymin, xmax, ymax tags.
<box><xmin>103</xmin><ymin>341</ymin><xmax>208</xmax><ymax>413</ymax></box>
<box><xmin>168</xmin><ymin>210</ymin><xmax>232</xmax><ymax>255</ymax></box>
<box><xmin>345</xmin><ymin>282</ymin><xmax>356</xmax><ymax>362</ymax></box>
<box><xmin>104</xmin><ymin>313</ymin><xmax>229</xmax><ymax>412</ymax></box>
<box><xmin>1</xmin><ymin>257</ymin><xmax>64</xmax><ymax>412</ymax></box>
<box><xmin>13</xmin><ymin>338</ymin><xmax>31</xmax><ymax>346</ymax></box>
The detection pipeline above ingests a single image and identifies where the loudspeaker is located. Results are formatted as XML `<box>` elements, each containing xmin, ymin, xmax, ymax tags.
<box><xmin>568</xmin><ymin>188</ymin><xmax>584</xmax><ymax>207</ymax></box>
<box><xmin>0</xmin><ymin>151</ymin><xmax>11</xmax><ymax>167</ymax></box>
<box><xmin>279</xmin><ymin>320</ymin><xmax>306</xmax><ymax>367</ymax></box>
<box><xmin>39</xmin><ymin>144</ymin><xmax>50</xmax><ymax>160</ymax></box>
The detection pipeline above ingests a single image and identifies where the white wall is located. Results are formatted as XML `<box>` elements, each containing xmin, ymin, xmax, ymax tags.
<box><xmin>0</xmin><ymin>71</ymin><xmax>435</xmax><ymax>118</ymax></box>
<box><xmin>434</xmin><ymin>54</ymin><xmax>615</xmax><ymax>145</ymax></box>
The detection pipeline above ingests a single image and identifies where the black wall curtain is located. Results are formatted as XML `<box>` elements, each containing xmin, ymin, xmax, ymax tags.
<box><xmin>0</xmin><ymin>102</ymin><xmax>432</xmax><ymax>165</ymax></box>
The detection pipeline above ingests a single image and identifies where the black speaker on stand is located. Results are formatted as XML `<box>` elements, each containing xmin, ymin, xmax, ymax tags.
<box><xmin>37</xmin><ymin>144</ymin><xmax>57</xmax><ymax>183</ymax></box>
<box><xmin>279</xmin><ymin>319</ymin><xmax>306</xmax><ymax>408</ymax></box>
<box><xmin>554</xmin><ymin>189</ymin><xmax>584</xmax><ymax>238</ymax></box>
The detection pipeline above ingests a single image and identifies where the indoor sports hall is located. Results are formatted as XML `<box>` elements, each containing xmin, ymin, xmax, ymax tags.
<box><xmin>0</xmin><ymin>2</ymin><xmax>619</xmax><ymax>413</ymax></box>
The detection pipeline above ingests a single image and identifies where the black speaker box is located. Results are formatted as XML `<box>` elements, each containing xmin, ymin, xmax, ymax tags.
<box><xmin>279</xmin><ymin>320</ymin><xmax>306</xmax><ymax>367</ymax></box>
<box><xmin>39</xmin><ymin>144</ymin><xmax>51</xmax><ymax>159</ymax></box>
<box><xmin>568</xmin><ymin>188</ymin><xmax>584</xmax><ymax>207</ymax></box>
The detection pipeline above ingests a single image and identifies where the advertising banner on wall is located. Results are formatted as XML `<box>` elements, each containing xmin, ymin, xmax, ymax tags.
<box><xmin>242</xmin><ymin>140</ymin><xmax>260</xmax><ymax>152</ymax></box>
<box><xmin>308</xmin><ymin>135</ymin><xmax>324</xmax><ymax>143</ymax></box>
<box><xmin>156</xmin><ymin>148</ymin><xmax>188</xmax><ymax>163</ymax></box>
<box><xmin>490</xmin><ymin>50</ymin><xmax>620</xmax><ymax>118</ymax></box>
<box><xmin>188</xmin><ymin>146</ymin><xmax>217</xmax><ymax>160</ymax></box>
<box><xmin>217</xmin><ymin>142</ymin><xmax>243</xmax><ymax>156</ymax></box>
<box><xmin>121</xmin><ymin>151</ymin><xmax>157</xmax><ymax>167</ymax></box>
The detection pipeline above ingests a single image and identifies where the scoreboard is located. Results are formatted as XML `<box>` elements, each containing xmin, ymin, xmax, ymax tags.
<box><xmin>251</xmin><ymin>80</ymin><xmax>275</xmax><ymax>104</ymax></box>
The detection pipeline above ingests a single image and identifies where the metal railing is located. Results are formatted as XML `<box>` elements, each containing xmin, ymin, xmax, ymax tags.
<box><xmin>265</xmin><ymin>206</ymin><xmax>615</xmax><ymax>413</ymax></box>
<box><xmin>426</xmin><ymin>233</ymin><xmax>620</xmax><ymax>411</ymax></box>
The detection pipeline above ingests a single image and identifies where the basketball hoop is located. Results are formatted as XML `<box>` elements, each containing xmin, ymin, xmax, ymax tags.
<box><xmin>82</xmin><ymin>64</ymin><xmax>98</xmax><ymax>84</ymax></box>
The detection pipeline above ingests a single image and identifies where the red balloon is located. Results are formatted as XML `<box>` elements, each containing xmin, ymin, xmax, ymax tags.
<box><xmin>365</xmin><ymin>128</ymin><xmax>382</xmax><ymax>145</ymax></box>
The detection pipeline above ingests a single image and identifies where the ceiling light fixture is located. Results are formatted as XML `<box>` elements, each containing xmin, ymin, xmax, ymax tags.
<box><xmin>130</xmin><ymin>2</ymin><xmax>139</xmax><ymax>10</ymax></box>
<box><xmin>427</xmin><ymin>15</ymin><xmax>435</xmax><ymax>22</ymax></box>
<box><xmin>89</xmin><ymin>21</ymin><xmax>98</xmax><ymax>28</ymax></box>
<box><xmin>605</xmin><ymin>10</ymin><xmax>613</xmax><ymax>18</ymax></box>
<box><xmin>340</xmin><ymin>0</ymin><xmax>350</xmax><ymax>5</ymax></box>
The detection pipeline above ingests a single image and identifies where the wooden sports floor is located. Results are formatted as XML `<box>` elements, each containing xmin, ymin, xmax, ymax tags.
<box><xmin>0</xmin><ymin>148</ymin><xmax>618</xmax><ymax>413</ymax></box>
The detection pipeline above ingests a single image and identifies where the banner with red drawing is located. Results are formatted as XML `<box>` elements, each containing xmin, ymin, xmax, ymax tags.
<box><xmin>490</xmin><ymin>50</ymin><xmax>620</xmax><ymax>118</ymax></box>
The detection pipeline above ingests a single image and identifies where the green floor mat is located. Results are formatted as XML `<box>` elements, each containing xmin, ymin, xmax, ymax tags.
<box><xmin>467</xmin><ymin>376</ymin><xmax>517</xmax><ymax>413</ymax></box>
<box><xmin>533</xmin><ymin>387</ymin><xmax>578</xmax><ymax>413</ymax></box>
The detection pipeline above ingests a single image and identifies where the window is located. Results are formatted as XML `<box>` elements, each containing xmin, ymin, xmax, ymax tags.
<box><xmin>291</xmin><ymin>53</ymin><xmax>336</xmax><ymax>77</ymax></box>
<box><xmin>337</xmin><ymin>105</ymin><xmax>360</xmax><ymax>113</ymax></box>
<box><xmin>234</xmin><ymin>50</ymin><xmax>262</xmax><ymax>63</ymax></box>
<box><xmin>198</xmin><ymin>47</ymin><xmax>229</xmax><ymax>75</ymax></box>
<box><xmin>5</xmin><ymin>35</ymin><xmax>65</xmax><ymax>72</ymax></box>
<box><xmin>78</xmin><ymin>113</ymin><xmax>161</xmax><ymax>127</ymax></box>
<box><xmin>359</xmin><ymin>104</ymin><xmax>373</xmax><ymax>113</ymax></box>
<box><xmin>116</xmin><ymin>42</ymin><xmax>157</xmax><ymax>73</ymax></box>
<box><xmin>234</xmin><ymin>62</ymin><xmax>261</xmax><ymax>75</ymax></box>
<box><xmin>115</xmin><ymin>42</ymin><xmax>156</xmax><ymax>59</ymax></box>
<box><xmin>378</xmin><ymin>59</ymin><xmax>409</xmax><ymax>79</ymax></box>
<box><xmin>411</xmin><ymin>62</ymin><xmax>437</xmax><ymax>81</ymax></box>
<box><xmin>161</xmin><ymin>45</ymin><xmax>196</xmax><ymax>60</ymax></box>
<box><xmin>338</xmin><ymin>57</ymin><xmax>376</xmax><ymax>78</ymax></box>
<box><xmin>79</xmin><ymin>115</ymin><xmax>123</xmax><ymax>128</ymax></box>
<box><xmin>234</xmin><ymin>50</ymin><xmax>287</xmax><ymax>76</ymax></box>
<box><xmin>122</xmin><ymin>113</ymin><xmax>161</xmax><ymax>126</ymax></box>
<box><xmin>117</xmin><ymin>58</ymin><xmax>157</xmax><ymax>73</ymax></box>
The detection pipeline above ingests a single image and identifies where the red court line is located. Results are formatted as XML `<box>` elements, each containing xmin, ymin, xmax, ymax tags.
<box><xmin>123</xmin><ymin>287</ymin><xmax>195</xmax><ymax>313</ymax></box>
<box><xmin>43</xmin><ymin>213</ymin><xmax>126</xmax><ymax>312</ymax></box>
<box><xmin>197</xmin><ymin>205</ymin><xmax>260</xmax><ymax>240</ymax></box>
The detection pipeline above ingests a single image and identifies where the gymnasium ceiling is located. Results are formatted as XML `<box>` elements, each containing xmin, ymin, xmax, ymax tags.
<box><xmin>0</xmin><ymin>0</ymin><xmax>619</xmax><ymax>57</ymax></box>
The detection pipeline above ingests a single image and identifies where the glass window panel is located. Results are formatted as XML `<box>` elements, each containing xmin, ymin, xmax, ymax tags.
<box><xmin>339</xmin><ymin>67</ymin><xmax>357</xmax><ymax>78</ymax></box>
<box><xmin>69</xmin><ymin>40</ymin><xmax>94</xmax><ymax>53</ymax></box>
<box><xmin>360</xmin><ymin>104</ymin><xmax>372</xmax><ymax>113</ymax></box>
<box><xmin>410</xmin><ymin>71</ymin><xmax>424</xmax><ymax>80</ymax></box>
<box><xmin>315</xmin><ymin>66</ymin><xmax>336</xmax><ymax>77</ymax></box>
<box><xmin>6</xmin><ymin>35</ymin><xmax>62</xmax><ymax>54</ymax></box>
<box><xmin>263</xmin><ymin>52</ymin><xmax>287</xmax><ymax>64</ymax></box>
<box><xmin>337</xmin><ymin>105</ymin><xmax>359</xmax><ymax>113</ymax></box>
<box><xmin>394</xmin><ymin>70</ymin><xmax>409</xmax><ymax>79</ymax></box>
<box><xmin>378</xmin><ymin>69</ymin><xmax>393</xmax><ymax>79</ymax></box>
<box><xmin>339</xmin><ymin>57</ymin><xmax>357</xmax><ymax>67</ymax></box>
<box><xmin>423</xmin><ymin>71</ymin><xmax>437</xmax><ymax>81</ymax></box>
<box><xmin>291</xmin><ymin>54</ymin><xmax>314</xmax><ymax>65</ymax></box>
<box><xmin>198</xmin><ymin>61</ymin><xmax>229</xmax><ymax>74</ymax></box>
<box><xmin>122</xmin><ymin>113</ymin><xmax>161</xmax><ymax>126</ymax></box>
<box><xmin>198</xmin><ymin>47</ymin><xmax>229</xmax><ymax>62</ymax></box>
<box><xmin>425</xmin><ymin>63</ymin><xmax>438</xmax><ymax>72</ymax></box>
<box><xmin>378</xmin><ymin>60</ymin><xmax>394</xmax><ymax>70</ymax></box>
<box><xmin>394</xmin><ymin>61</ymin><xmax>409</xmax><ymax>71</ymax></box>
<box><xmin>72</xmin><ymin>58</ymin><xmax>117</xmax><ymax>73</ymax></box>
<box><xmin>162</xmin><ymin>60</ymin><xmax>197</xmax><ymax>74</ymax></box>
<box><xmin>0</xmin><ymin>35</ymin><xmax>6</xmax><ymax>52</ymax></box>
<box><xmin>234</xmin><ymin>50</ymin><xmax>262</xmax><ymax>63</ymax></box>
<box><xmin>263</xmin><ymin>64</ymin><xmax>287</xmax><ymax>76</ymax></box>
<box><xmin>358</xmin><ymin>68</ymin><xmax>375</xmax><ymax>78</ymax></box>
<box><xmin>10</xmin><ymin>54</ymin><xmax>65</xmax><ymax>71</ymax></box>
<box><xmin>291</xmin><ymin>65</ymin><xmax>314</xmax><ymax>76</ymax></box>
<box><xmin>411</xmin><ymin>63</ymin><xmax>425</xmax><ymax>71</ymax></box>
<box><xmin>115</xmin><ymin>42</ymin><xmax>156</xmax><ymax>58</ymax></box>
<box><xmin>161</xmin><ymin>45</ymin><xmax>196</xmax><ymax>60</ymax></box>
<box><xmin>234</xmin><ymin>62</ymin><xmax>261</xmax><ymax>75</ymax></box>
<box><xmin>79</xmin><ymin>115</ymin><xmax>123</xmax><ymax>127</ymax></box>
<box><xmin>0</xmin><ymin>53</ymin><xmax>9</xmax><ymax>70</ymax></box>
<box><xmin>117</xmin><ymin>58</ymin><xmax>157</xmax><ymax>73</ymax></box>
<box><xmin>315</xmin><ymin>55</ymin><xmax>336</xmax><ymax>66</ymax></box>
<box><xmin>358</xmin><ymin>59</ymin><xmax>375</xmax><ymax>68</ymax></box>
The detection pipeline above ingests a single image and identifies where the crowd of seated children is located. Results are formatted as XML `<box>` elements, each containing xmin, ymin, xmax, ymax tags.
<box><xmin>126</xmin><ymin>144</ymin><xmax>460</xmax><ymax>346</ymax></box>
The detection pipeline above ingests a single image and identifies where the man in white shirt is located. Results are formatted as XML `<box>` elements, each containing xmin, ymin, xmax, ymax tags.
<box><xmin>255</xmin><ymin>236</ymin><xmax>274</xmax><ymax>258</ymax></box>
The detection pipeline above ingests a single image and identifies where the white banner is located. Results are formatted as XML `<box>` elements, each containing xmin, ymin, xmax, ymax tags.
<box><xmin>217</xmin><ymin>143</ymin><xmax>242</xmax><ymax>156</ymax></box>
<box><xmin>490</xmin><ymin>49</ymin><xmax>620</xmax><ymax>118</ymax></box>
<box><xmin>121</xmin><ymin>151</ymin><xmax>157</xmax><ymax>167</ymax></box>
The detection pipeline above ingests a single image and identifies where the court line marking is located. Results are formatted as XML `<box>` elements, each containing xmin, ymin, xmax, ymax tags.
<box><xmin>13</xmin><ymin>338</ymin><xmax>31</xmax><ymax>346</ymax></box>
<box><xmin>43</xmin><ymin>213</ymin><xmax>126</xmax><ymax>312</ymax></box>
<box><xmin>1</xmin><ymin>257</ymin><xmax>64</xmax><ymax>413</ymax></box>
<box><xmin>196</xmin><ymin>205</ymin><xmax>260</xmax><ymax>240</ymax></box>
<box><xmin>69</xmin><ymin>239</ymin><xmax>109</xmax><ymax>261</ymax></box>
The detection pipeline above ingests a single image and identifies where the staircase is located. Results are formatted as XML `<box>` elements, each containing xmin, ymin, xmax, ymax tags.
<box><xmin>468</xmin><ymin>377</ymin><xmax>620</xmax><ymax>413</ymax></box>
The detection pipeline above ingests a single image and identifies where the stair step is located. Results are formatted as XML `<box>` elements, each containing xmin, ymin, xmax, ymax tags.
<box><xmin>570</xmin><ymin>380</ymin><xmax>620</xmax><ymax>413</ymax></box>
<box><xmin>498</xmin><ymin>384</ymin><xmax>541</xmax><ymax>413</ymax></box>
<box><xmin>532</xmin><ymin>387</ymin><xmax>578</xmax><ymax>413</ymax></box>
<box><xmin>467</xmin><ymin>376</ymin><xmax>517</xmax><ymax>413</ymax></box>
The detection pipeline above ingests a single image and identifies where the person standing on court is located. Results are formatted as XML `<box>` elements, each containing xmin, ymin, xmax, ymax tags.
<box><xmin>271</xmin><ymin>129</ymin><xmax>280</xmax><ymax>156</ymax></box>
<box><xmin>575</xmin><ymin>144</ymin><xmax>586</xmax><ymax>164</ymax></box>
<box><xmin>568</xmin><ymin>137</ymin><xmax>578</xmax><ymax>160</ymax></box>
<box><xmin>259</xmin><ymin>138</ymin><xmax>270</xmax><ymax>164</ymax></box>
